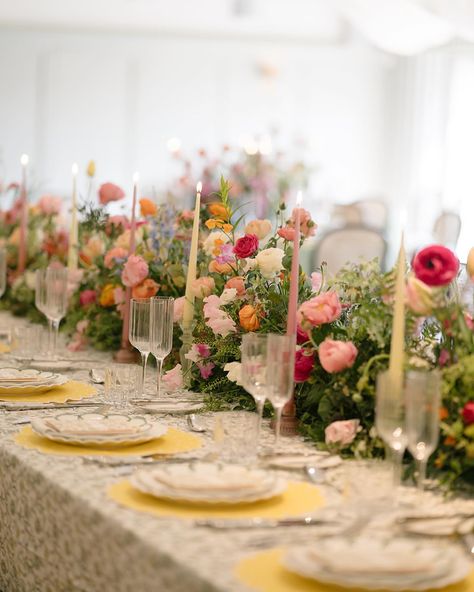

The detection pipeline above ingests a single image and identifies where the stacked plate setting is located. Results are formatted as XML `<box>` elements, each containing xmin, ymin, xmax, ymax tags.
<box><xmin>283</xmin><ymin>536</ymin><xmax>472</xmax><ymax>591</ymax></box>
<box><xmin>131</xmin><ymin>463</ymin><xmax>287</xmax><ymax>504</ymax></box>
<box><xmin>31</xmin><ymin>413</ymin><xmax>168</xmax><ymax>448</ymax></box>
<box><xmin>0</xmin><ymin>368</ymin><xmax>68</xmax><ymax>395</ymax></box>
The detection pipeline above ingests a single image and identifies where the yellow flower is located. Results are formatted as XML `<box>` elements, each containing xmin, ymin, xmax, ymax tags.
<box><xmin>99</xmin><ymin>283</ymin><xmax>116</xmax><ymax>307</ymax></box>
<box><xmin>205</xmin><ymin>219</ymin><xmax>219</xmax><ymax>230</ymax></box>
<box><xmin>208</xmin><ymin>202</ymin><xmax>229</xmax><ymax>221</ymax></box>
<box><xmin>205</xmin><ymin>219</ymin><xmax>233</xmax><ymax>233</ymax></box>
<box><xmin>87</xmin><ymin>160</ymin><xmax>96</xmax><ymax>178</ymax></box>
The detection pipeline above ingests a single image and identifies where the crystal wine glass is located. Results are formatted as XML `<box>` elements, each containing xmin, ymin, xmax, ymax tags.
<box><xmin>150</xmin><ymin>296</ymin><xmax>174</xmax><ymax>398</ymax></box>
<box><xmin>405</xmin><ymin>369</ymin><xmax>441</xmax><ymax>490</ymax></box>
<box><xmin>266</xmin><ymin>334</ymin><xmax>295</xmax><ymax>447</ymax></box>
<box><xmin>129</xmin><ymin>298</ymin><xmax>152</xmax><ymax>397</ymax></box>
<box><xmin>0</xmin><ymin>247</ymin><xmax>6</xmax><ymax>299</ymax></box>
<box><xmin>241</xmin><ymin>333</ymin><xmax>269</xmax><ymax>441</ymax></box>
<box><xmin>375</xmin><ymin>370</ymin><xmax>408</xmax><ymax>487</ymax></box>
<box><xmin>35</xmin><ymin>267</ymin><xmax>68</xmax><ymax>356</ymax></box>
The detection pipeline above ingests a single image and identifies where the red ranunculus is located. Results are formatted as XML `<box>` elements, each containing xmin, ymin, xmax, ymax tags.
<box><xmin>412</xmin><ymin>245</ymin><xmax>459</xmax><ymax>287</ymax></box>
<box><xmin>79</xmin><ymin>289</ymin><xmax>97</xmax><ymax>308</ymax></box>
<box><xmin>294</xmin><ymin>349</ymin><xmax>315</xmax><ymax>383</ymax></box>
<box><xmin>462</xmin><ymin>402</ymin><xmax>474</xmax><ymax>425</ymax></box>
<box><xmin>296</xmin><ymin>325</ymin><xmax>309</xmax><ymax>345</ymax></box>
<box><xmin>233</xmin><ymin>234</ymin><xmax>259</xmax><ymax>259</ymax></box>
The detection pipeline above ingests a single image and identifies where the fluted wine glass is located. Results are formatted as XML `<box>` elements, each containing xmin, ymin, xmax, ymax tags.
<box><xmin>35</xmin><ymin>266</ymin><xmax>68</xmax><ymax>356</ymax></box>
<box><xmin>150</xmin><ymin>296</ymin><xmax>174</xmax><ymax>398</ymax></box>
<box><xmin>266</xmin><ymin>334</ymin><xmax>295</xmax><ymax>447</ymax></box>
<box><xmin>0</xmin><ymin>247</ymin><xmax>6</xmax><ymax>299</ymax></box>
<box><xmin>129</xmin><ymin>298</ymin><xmax>152</xmax><ymax>397</ymax></box>
<box><xmin>241</xmin><ymin>333</ymin><xmax>269</xmax><ymax>441</ymax></box>
<box><xmin>405</xmin><ymin>370</ymin><xmax>441</xmax><ymax>490</ymax></box>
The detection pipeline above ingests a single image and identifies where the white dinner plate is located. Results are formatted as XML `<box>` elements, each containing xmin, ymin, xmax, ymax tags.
<box><xmin>267</xmin><ymin>454</ymin><xmax>342</xmax><ymax>470</ymax></box>
<box><xmin>0</xmin><ymin>368</ymin><xmax>68</xmax><ymax>394</ymax></box>
<box><xmin>31</xmin><ymin>413</ymin><xmax>168</xmax><ymax>448</ymax></box>
<box><xmin>131</xmin><ymin>463</ymin><xmax>287</xmax><ymax>504</ymax></box>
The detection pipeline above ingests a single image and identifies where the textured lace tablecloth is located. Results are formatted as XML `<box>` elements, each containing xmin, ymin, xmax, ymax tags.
<box><xmin>0</xmin><ymin>312</ymin><xmax>473</xmax><ymax>592</ymax></box>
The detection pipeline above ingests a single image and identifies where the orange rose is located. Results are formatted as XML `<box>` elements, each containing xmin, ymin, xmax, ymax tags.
<box><xmin>132</xmin><ymin>278</ymin><xmax>160</xmax><ymax>299</ymax></box>
<box><xmin>443</xmin><ymin>436</ymin><xmax>456</xmax><ymax>447</ymax></box>
<box><xmin>209</xmin><ymin>259</ymin><xmax>235</xmax><ymax>275</ymax></box>
<box><xmin>225</xmin><ymin>276</ymin><xmax>246</xmax><ymax>296</ymax></box>
<box><xmin>439</xmin><ymin>407</ymin><xmax>448</xmax><ymax>420</ymax></box>
<box><xmin>140</xmin><ymin>198</ymin><xmax>157</xmax><ymax>217</ymax></box>
<box><xmin>99</xmin><ymin>283</ymin><xmax>116</xmax><ymax>307</ymax></box>
<box><xmin>239</xmin><ymin>304</ymin><xmax>260</xmax><ymax>331</ymax></box>
<box><xmin>208</xmin><ymin>202</ymin><xmax>229</xmax><ymax>221</ymax></box>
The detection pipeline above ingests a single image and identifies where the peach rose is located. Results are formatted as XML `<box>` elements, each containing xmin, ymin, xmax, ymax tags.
<box><xmin>190</xmin><ymin>276</ymin><xmax>215</xmax><ymax>298</ymax></box>
<box><xmin>139</xmin><ymin>198</ymin><xmax>157</xmax><ymax>217</ymax></box>
<box><xmin>244</xmin><ymin>219</ymin><xmax>272</xmax><ymax>240</ymax></box>
<box><xmin>82</xmin><ymin>235</ymin><xmax>105</xmax><ymax>261</ymax></box>
<box><xmin>99</xmin><ymin>283</ymin><xmax>116</xmax><ymax>307</ymax></box>
<box><xmin>132</xmin><ymin>278</ymin><xmax>160</xmax><ymax>299</ymax></box>
<box><xmin>325</xmin><ymin>419</ymin><xmax>359</xmax><ymax>447</ymax></box>
<box><xmin>104</xmin><ymin>247</ymin><xmax>128</xmax><ymax>269</ymax></box>
<box><xmin>239</xmin><ymin>304</ymin><xmax>260</xmax><ymax>331</ymax></box>
<box><xmin>225</xmin><ymin>276</ymin><xmax>246</xmax><ymax>296</ymax></box>
<box><xmin>121</xmin><ymin>254</ymin><xmax>148</xmax><ymax>288</ymax></box>
<box><xmin>37</xmin><ymin>195</ymin><xmax>62</xmax><ymax>216</ymax></box>
<box><xmin>173</xmin><ymin>296</ymin><xmax>185</xmax><ymax>323</ymax></box>
<box><xmin>467</xmin><ymin>247</ymin><xmax>474</xmax><ymax>280</ymax></box>
<box><xmin>318</xmin><ymin>339</ymin><xmax>358</xmax><ymax>373</ymax></box>
<box><xmin>98</xmin><ymin>182</ymin><xmax>125</xmax><ymax>205</ymax></box>
<box><xmin>297</xmin><ymin>291</ymin><xmax>342</xmax><ymax>329</ymax></box>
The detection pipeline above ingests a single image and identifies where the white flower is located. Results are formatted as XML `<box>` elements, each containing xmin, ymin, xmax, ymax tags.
<box><xmin>219</xmin><ymin>288</ymin><xmax>237</xmax><ymax>305</ymax></box>
<box><xmin>202</xmin><ymin>230</ymin><xmax>230</xmax><ymax>256</ymax></box>
<box><xmin>242</xmin><ymin>258</ymin><xmax>258</xmax><ymax>273</ymax></box>
<box><xmin>25</xmin><ymin>271</ymin><xmax>36</xmax><ymax>291</ymax></box>
<box><xmin>224</xmin><ymin>362</ymin><xmax>243</xmax><ymax>386</ymax></box>
<box><xmin>255</xmin><ymin>247</ymin><xmax>285</xmax><ymax>279</ymax></box>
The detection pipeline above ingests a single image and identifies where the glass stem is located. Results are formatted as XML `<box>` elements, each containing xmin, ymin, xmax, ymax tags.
<box><xmin>417</xmin><ymin>459</ymin><xmax>427</xmax><ymax>490</ymax></box>
<box><xmin>385</xmin><ymin>444</ymin><xmax>404</xmax><ymax>488</ymax></box>
<box><xmin>47</xmin><ymin>318</ymin><xmax>53</xmax><ymax>354</ymax></box>
<box><xmin>51</xmin><ymin>319</ymin><xmax>59</xmax><ymax>356</ymax></box>
<box><xmin>274</xmin><ymin>406</ymin><xmax>283</xmax><ymax>448</ymax></box>
<box><xmin>255</xmin><ymin>398</ymin><xmax>264</xmax><ymax>440</ymax></box>
<box><xmin>140</xmin><ymin>352</ymin><xmax>149</xmax><ymax>397</ymax></box>
<box><xmin>156</xmin><ymin>358</ymin><xmax>163</xmax><ymax>398</ymax></box>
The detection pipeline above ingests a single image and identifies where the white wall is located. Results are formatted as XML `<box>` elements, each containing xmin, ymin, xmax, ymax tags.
<box><xmin>0</xmin><ymin>27</ymin><xmax>394</xmax><ymax>212</ymax></box>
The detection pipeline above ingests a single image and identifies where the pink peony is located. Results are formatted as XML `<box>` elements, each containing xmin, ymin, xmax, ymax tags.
<box><xmin>412</xmin><ymin>245</ymin><xmax>459</xmax><ymax>287</ymax></box>
<box><xmin>79</xmin><ymin>289</ymin><xmax>97</xmax><ymax>308</ymax></box>
<box><xmin>173</xmin><ymin>296</ymin><xmax>185</xmax><ymax>323</ymax></box>
<box><xmin>98</xmin><ymin>182</ymin><xmax>126</xmax><ymax>205</ymax></box>
<box><xmin>162</xmin><ymin>364</ymin><xmax>183</xmax><ymax>392</ymax></box>
<box><xmin>234</xmin><ymin>234</ymin><xmax>259</xmax><ymax>259</ymax></box>
<box><xmin>190</xmin><ymin>276</ymin><xmax>215</xmax><ymax>298</ymax></box>
<box><xmin>325</xmin><ymin>419</ymin><xmax>360</xmax><ymax>447</ymax></box>
<box><xmin>297</xmin><ymin>291</ymin><xmax>342</xmax><ymax>330</ymax></box>
<box><xmin>104</xmin><ymin>247</ymin><xmax>128</xmax><ymax>269</ymax></box>
<box><xmin>318</xmin><ymin>339</ymin><xmax>358</xmax><ymax>373</ymax></box>
<box><xmin>294</xmin><ymin>349</ymin><xmax>315</xmax><ymax>382</ymax></box>
<box><xmin>121</xmin><ymin>255</ymin><xmax>148</xmax><ymax>288</ymax></box>
<box><xmin>225</xmin><ymin>276</ymin><xmax>246</xmax><ymax>296</ymax></box>
<box><xmin>199</xmin><ymin>362</ymin><xmax>215</xmax><ymax>379</ymax></box>
<box><xmin>37</xmin><ymin>195</ymin><xmax>62</xmax><ymax>216</ymax></box>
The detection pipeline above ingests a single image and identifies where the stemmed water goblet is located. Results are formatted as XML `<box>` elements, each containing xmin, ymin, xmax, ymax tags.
<box><xmin>150</xmin><ymin>296</ymin><xmax>174</xmax><ymax>398</ymax></box>
<box><xmin>0</xmin><ymin>247</ymin><xmax>6</xmax><ymax>300</ymax></box>
<box><xmin>266</xmin><ymin>334</ymin><xmax>295</xmax><ymax>448</ymax></box>
<box><xmin>405</xmin><ymin>369</ymin><xmax>441</xmax><ymax>490</ymax></box>
<box><xmin>375</xmin><ymin>370</ymin><xmax>408</xmax><ymax>488</ymax></box>
<box><xmin>241</xmin><ymin>333</ymin><xmax>269</xmax><ymax>441</ymax></box>
<box><xmin>129</xmin><ymin>298</ymin><xmax>151</xmax><ymax>397</ymax></box>
<box><xmin>35</xmin><ymin>266</ymin><xmax>68</xmax><ymax>357</ymax></box>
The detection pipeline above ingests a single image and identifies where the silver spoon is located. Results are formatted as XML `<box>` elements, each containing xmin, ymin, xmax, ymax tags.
<box><xmin>304</xmin><ymin>465</ymin><xmax>325</xmax><ymax>484</ymax></box>
<box><xmin>187</xmin><ymin>414</ymin><xmax>206</xmax><ymax>433</ymax></box>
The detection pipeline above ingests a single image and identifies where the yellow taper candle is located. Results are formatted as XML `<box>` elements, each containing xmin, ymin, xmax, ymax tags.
<box><xmin>388</xmin><ymin>233</ymin><xmax>406</xmax><ymax>397</ymax></box>
<box><xmin>182</xmin><ymin>181</ymin><xmax>202</xmax><ymax>324</ymax></box>
<box><xmin>67</xmin><ymin>163</ymin><xmax>79</xmax><ymax>270</ymax></box>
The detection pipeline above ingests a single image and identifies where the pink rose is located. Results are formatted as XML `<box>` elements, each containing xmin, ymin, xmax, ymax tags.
<box><xmin>191</xmin><ymin>277</ymin><xmax>215</xmax><ymax>298</ymax></box>
<box><xmin>37</xmin><ymin>195</ymin><xmax>62</xmax><ymax>216</ymax></box>
<box><xmin>173</xmin><ymin>296</ymin><xmax>185</xmax><ymax>323</ymax></box>
<box><xmin>297</xmin><ymin>291</ymin><xmax>342</xmax><ymax>330</ymax></box>
<box><xmin>292</xmin><ymin>207</ymin><xmax>317</xmax><ymax>238</ymax></box>
<box><xmin>412</xmin><ymin>245</ymin><xmax>459</xmax><ymax>287</ymax></box>
<box><xmin>162</xmin><ymin>364</ymin><xmax>183</xmax><ymax>392</ymax></box>
<box><xmin>106</xmin><ymin>215</ymin><xmax>129</xmax><ymax>234</ymax></box>
<box><xmin>196</xmin><ymin>343</ymin><xmax>211</xmax><ymax>358</ymax></box>
<box><xmin>318</xmin><ymin>339</ymin><xmax>358</xmax><ymax>373</ymax></box>
<box><xmin>311</xmin><ymin>272</ymin><xmax>323</xmax><ymax>293</ymax></box>
<box><xmin>121</xmin><ymin>255</ymin><xmax>148</xmax><ymax>288</ymax></box>
<box><xmin>234</xmin><ymin>234</ymin><xmax>259</xmax><ymax>259</ymax></box>
<box><xmin>294</xmin><ymin>349</ymin><xmax>315</xmax><ymax>382</ymax></box>
<box><xmin>325</xmin><ymin>419</ymin><xmax>360</xmax><ymax>447</ymax></box>
<box><xmin>98</xmin><ymin>182</ymin><xmax>126</xmax><ymax>205</ymax></box>
<box><xmin>225</xmin><ymin>276</ymin><xmax>246</xmax><ymax>296</ymax></box>
<box><xmin>104</xmin><ymin>247</ymin><xmax>128</xmax><ymax>269</ymax></box>
<box><xmin>79</xmin><ymin>289</ymin><xmax>97</xmax><ymax>308</ymax></box>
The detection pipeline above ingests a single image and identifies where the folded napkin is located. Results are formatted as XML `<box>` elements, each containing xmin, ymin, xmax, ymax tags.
<box><xmin>43</xmin><ymin>418</ymin><xmax>142</xmax><ymax>437</ymax></box>
<box><xmin>151</xmin><ymin>466</ymin><xmax>266</xmax><ymax>493</ymax></box>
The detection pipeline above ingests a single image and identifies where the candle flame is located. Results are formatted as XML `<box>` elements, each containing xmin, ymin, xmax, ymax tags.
<box><xmin>20</xmin><ymin>154</ymin><xmax>29</xmax><ymax>166</ymax></box>
<box><xmin>71</xmin><ymin>163</ymin><xmax>79</xmax><ymax>175</ymax></box>
<box><xmin>133</xmin><ymin>172</ymin><xmax>140</xmax><ymax>184</ymax></box>
<box><xmin>196</xmin><ymin>181</ymin><xmax>202</xmax><ymax>193</ymax></box>
<box><xmin>296</xmin><ymin>190</ymin><xmax>303</xmax><ymax>206</ymax></box>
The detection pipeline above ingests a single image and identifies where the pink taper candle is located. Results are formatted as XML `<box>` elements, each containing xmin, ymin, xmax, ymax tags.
<box><xmin>286</xmin><ymin>191</ymin><xmax>302</xmax><ymax>335</ymax></box>
<box><xmin>18</xmin><ymin>154</ymin><xmax>29</xmax><ymax>274</ymax></box>
<box><xmin>120</xmin><ymin>172</ymin><xmax>139</xmax><ymax>349</ymax></box>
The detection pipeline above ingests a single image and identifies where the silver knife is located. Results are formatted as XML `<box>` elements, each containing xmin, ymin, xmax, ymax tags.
<box><xmin>1</xmin><ymin>401</ymin><xmax>101</xmax><ymax>411</ymax></box>
<box><xmin>194</xmin><ymin>516</ymin><xmax>336</xmax><ymax>529</ymax></box>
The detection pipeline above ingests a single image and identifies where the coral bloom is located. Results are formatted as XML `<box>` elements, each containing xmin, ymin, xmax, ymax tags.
<box><xmin>277</xmin><ymin>227</ymin><xmax>295</xmax><ymax>241</ymax></box>
<box><xmin>318</xmin><ymin>339</ymin><xmax>357</xmax><ymax>373</ymax></box>
<box><xmin>208</xmin><ymin>202</ymin><xmax>229</xmax><ymax>221</ymax></box>
<box><xmin>99</xmin><ymin>283</ymin><xmax>116</xmax><ymax>307</ymax></box>
<box><xmin>190</xmin><ymin>276</ymin><xmax>215</xmax><ymax>298</ymax></box>
<box><xmin>37</xmin><ymin>195</ymin><xmax>62</xmax><ymax>216</ymax></box>
<box><xmin>297</xmin><ymin>291</ymin><xmax>342</xmax><ymax>330</ymax></box>
<box><xmin>412</xmin><ymin>245</ymin><xmax>459</xmax><ymax>287</ymax></box>
<box><xmin>139</xmin><ymin>198</ymin><xmax>157</xmax><ymax>217</ymax></box>
<box><xmin>294</xmin><ymin>349</ymin><xmax>315</xmax><ymax>382</ymax></box>
<box><xmin>225</xmin><ymin>276</ymin><xmax>246</xmax><ymax>296</ymax></box>
<box><xmin>132</xmin><ymin>278</ymin><xmax>160</xmax><ymax>299</ymax></box>
<box><xmin>104</xmin><ymin>247</ymin><xmax>128</xmax><ymax>269</ymax></box>
<box><xmin>291</xmin><ymin>207</ymin><xmax>317</xmax><ymax>238</ymax></box>
<box><xmin>239</xmin><ymin>304</ymin><xmax>260</xmax><ymax>331</ymax></box>
<box><xmin>98</xmin><ymin>182</ymin><xmax>125</xmax><ymax>205</ymax></box>
<box><xmin>234</xmin><ymin>234</ymin><xmax>259</xmax><ymax>259</ymax></box>
<box><xmin>121</xmin><ymin>254</ymin><xmax>149</xmax><ymax>288</ymax></box>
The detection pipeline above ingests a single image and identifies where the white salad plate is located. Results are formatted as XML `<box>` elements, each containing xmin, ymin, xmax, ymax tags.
<box><xmin>283</xmin><ymin>536</ymin><xmax>471</xmax><ymax>591</ymax></box>
<box><xmin>31</xmin><ymin>413</ymin><xmax>168</xmax><ymax>447</ymax></box>
<box><xmin>131</xmin><ymin>463</ymin><xmax>287</xmax><ymax>504</ymax></box>
<box><xmin>0</xmin><ymin>368</ymin><xmax>68</xmax><ymax>394</ymax></box>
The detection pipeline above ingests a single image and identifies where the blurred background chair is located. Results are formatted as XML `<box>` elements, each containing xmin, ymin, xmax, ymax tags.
<box><xmin>312</xmin><ymin>226</ymin><xmax>387</xmax><ymax>276</ymax></box>
<box><xmin>330</xmin><ymin>199</ymin><xmax>388</xmax><ymax>233</ymax></box>
<box><xmin>432</xmin><ymin>211</ymin><xmax>461</xmax><ymax>250</ymax></box>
